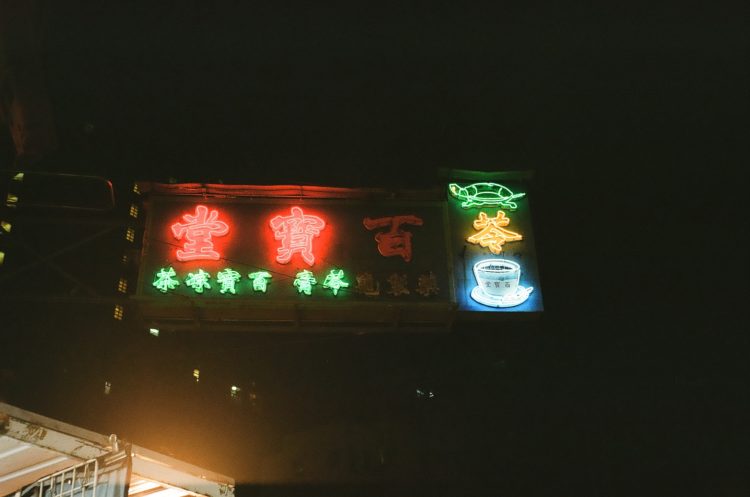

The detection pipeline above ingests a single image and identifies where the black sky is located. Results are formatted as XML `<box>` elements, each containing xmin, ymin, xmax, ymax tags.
<box><xmin>1</xmin><ymin>2</ymin><xmax>748</xmax><ymax>495</ymax></box>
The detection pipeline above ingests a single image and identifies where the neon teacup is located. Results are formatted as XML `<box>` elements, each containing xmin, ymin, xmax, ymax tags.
<box><xmin>472</xmin><ymin>259</ymin><xmax>520</xmax><ymax>298</ymax></box>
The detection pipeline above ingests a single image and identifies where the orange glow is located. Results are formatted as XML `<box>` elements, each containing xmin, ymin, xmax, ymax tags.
<box><xmin>466</xmin><ymin>211</ymin><xmax>522</xmax><ymax>254</ymax></box>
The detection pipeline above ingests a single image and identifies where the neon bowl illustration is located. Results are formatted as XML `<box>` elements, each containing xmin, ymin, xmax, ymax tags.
<box><xmin>472</xmin><ymin>259</ymin><xmax>520</xmax><ymax>298</ymax></box>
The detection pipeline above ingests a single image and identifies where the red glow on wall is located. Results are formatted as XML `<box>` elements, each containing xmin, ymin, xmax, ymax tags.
<box><xmin>269</xmin><ymin>206</ymin><xmax>326</xmax><ymax>266</ymax></box>
<box><xmin>171</xmin><ymin>205</ymin><xmax>230</xmax><ymax>261</ymax></box>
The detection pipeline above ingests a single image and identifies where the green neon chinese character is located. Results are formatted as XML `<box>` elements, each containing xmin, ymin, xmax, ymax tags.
<box><xmin>185</xmin><ymin>269</ymin><xmax>211</xmax><ymax>294</ymax></box>
<box><xmin>153</xmin><ymin>267</ymin><xmax>180</xmax><ymax>293</ymax></box>
<box><xmin>217</xmin><ymin>268</ymin><xmax>241</xmax><ymax>294</ymax></box>
<box><xmin>248</xmin><ymin>271</ymin><xmax>272</xmax><ymax>293</ymax></box>
<box><xmin>293</xmin><ymin>270</ymin><xmax>317</xmax><ymax>296</ymax></box>
<box><xmin>323</xmin><ymin>269</ymin><xmax>349</xmax><ymax>296</ymax></box>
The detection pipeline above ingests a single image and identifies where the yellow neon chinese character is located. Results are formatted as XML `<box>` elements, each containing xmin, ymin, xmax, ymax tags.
<box><xmin>466</xmin><ymin>211</ymin><xmax>522</xmax><ymax>255</ymax></box>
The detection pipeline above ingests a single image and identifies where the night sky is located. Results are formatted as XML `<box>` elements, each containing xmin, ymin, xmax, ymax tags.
<box><xmin>1</xmin><ymin>2</ymin><xmax>747</xmax><ymax>496</ymax></box>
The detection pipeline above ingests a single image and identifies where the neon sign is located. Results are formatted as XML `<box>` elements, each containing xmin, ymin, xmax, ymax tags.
<box><xmin>248</xmin><ymin>271</ymin><xmax>272</xmax><ymax>292</ymax></box>
<box><xmin>171</xmin><ymin>205</ymin><xmax>229</xmax><ymax>261</ymax></box>
<box><xmin>466</xmin><ymin>211</ymin><xmax>522</xmax><ymax>254</ymax></box>
<box><xmin>448</xmin><ymin>182</ymin><xmax>525</xmax><ymax>210</ymax></box>
<box><xmin>217</xmin><ymin>268</ymin><xmax>242</xmax><ymax>294</ymax></box>
<box><xmin>323</xmin><ymin>269</ymin><xmax>349</xmax><ymax>296</ymax></box>
<box><xmin>363</xmin><ymin>215</ymin><xmax>423</xmax><ymax>262</ymax></box>
<box><xmin>185</xmin><ymin>269</ymin><xmax>212</xmax><ymax>294</ymax></box>
<box><xmin>270</xmin><ymin>206</ymin><xmax>326</xmax><ymax>266</ymax></box>
<box><xmin>139</xmin><ymin>181</ymin><xmax>540</xmax><ymax>319</ymax></box>
<box><xmin>153</xmin><ymin>267</ymin><xmax>180</xmax><ymax>293</ymax></box>
<box><xmin>470</xmin><ymin>259</ymin><xmax>533</xmax><ymax>308</ymax></box>
<box><xmin>293</xmin><ymin>270</ymin><xmax>317</xmax><ymax>295</ymax></box>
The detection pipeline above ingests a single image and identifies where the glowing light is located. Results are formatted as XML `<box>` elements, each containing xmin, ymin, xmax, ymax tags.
<box><xmin>104</xmin><ymin>381</ymin><xmax>111</xmax><ymax>395</ymax></box>
<box><xmin>6</xmin><ymin>193</ymin><xmax>18</xmax><ymax>208</ymax></box>
<box><xmin>466</xmin><ymin>211</ymin><xmax>522</xmax><ymax>254</ymax></box>
<box><xmin>129</xmin><ymin>204</ymin><xmax>139</xmax><ymax>218</ymax></box>
<box><xmin>470</xmin><ymin>259</ymin><xmax>533</xmax><ymax>308</ymax></box>
<box><xmin>355</xmin><ymin>272</ymin><xmax>380</xmax><ymax>296</ymax></box>
<box><xmin>13</xmin><ymin>172</ymin><xmax>24</xmax><ymax>182</ymax></box>
<box><xmin>128</xmin><ymin>481</ymin><xmax>160</xmax><ymax>495</ymax></box>
<box><xmin>153</xmin><ymin>267</ymin><xmax>180</xmax><ymax>293</ymax></box>
<box><xmin>323</xmin><ymin>269</ymin><xmax>349</xmax><ymax>296</ymax></box>
<box><xmin>248</xmin><ymin>271</ymin><xmax>272</xmax><ymax>292</ymax></box>
<box><xmin>293</xmin><ymin>269</ymin><xmax>317</xmax><ymax>295</ymax></box>
<box><xmin>362</xmin><ymin>215</ymin><xmax>423</xmax><ymax>262</ymax></box>
<box><xmin>0</xmin><ymin>251</ymin><xmax>5</xmax><ymax>265</ymax></box>
<box><xmin>269</xmin><ymin>206</ymin><xmax>325</xmax><ymax>266</ymax></box>
<box><xmin>149</xmin><ymin>328</ymin><xmax>160</xmax><ymax>337</ymax></box>
<box><xmin>132</xmin><ymin>182</ymin><xmax>140</xmax><ymax>194</ymax></box>
<box><xmin>125</xmin><ymin>227</ymin><xmax>135</xmax><ymax>242</ymax></box>
<box><xmin>171</xmin><ymin>205</ymin><xmax>229</xmax><ymax>261</ymax></box>
<box><xmin>1</xmin><ymin>220</ymin><xmax>11</xmax><ymax>233</ymax></box>
<box><xmin>193</xmin><ymin>369</ymin><xmax>200</xmax><ymax>382</ymax></box>
<box><xmin>185</xmin><ymin>269</ymin><xmax>211</xmax><ymax>294</ymax></box>
<box><xmin>448</xmin><ymin>182</ymin><xmax>526</xmax><ymax>210</ymax></box>
<box><xmin>216</xmin><ymin>268</ymin><xmax>241</xmax><ymax>294</ymax></box>
<box><xmin>386</xmin><ymin>273</ymin><xmax>410</xmax><ymax>296</ymax></box>
<box><xmin>117</xmin><ymin>278</ymin><xmax>128</xmax><ymax>293</ymax></box>
<box><xmin>230</xmin><ymin>385</ymin><xmax>241</xmax><ymax>400</ymax></box>
<box><xmin>113</xmin><ymin>304</ymin><xmax>124</xmax><ymax>320</ymax></box>
<box><xmin>416</xmin><ymin>272</ymin><xmax>439</xmax><ymax>297</ymax></box>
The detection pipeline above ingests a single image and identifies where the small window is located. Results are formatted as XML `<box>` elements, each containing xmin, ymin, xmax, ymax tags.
<box><xmin>230</xmin><ymin>385</ymin><xmax>241</xmax><ymax>400</ymax></box>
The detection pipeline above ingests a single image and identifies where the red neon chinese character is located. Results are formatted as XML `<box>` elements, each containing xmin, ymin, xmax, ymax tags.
<box><xmin>363</xmin><ymin>215</ymin><xmax>423</xmax><ymax>262</ymax></box>
<box><xmin>269</xmin><ymin>206</ymin><xmax>326</xmax><ymax>266</ymax></box>
<box><xmin>171</xmin><ymin>205</ymin><xmax>229</xmax><ymax>261</ymax></box>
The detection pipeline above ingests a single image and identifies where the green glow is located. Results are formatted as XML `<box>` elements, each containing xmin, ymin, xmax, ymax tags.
<box><xmin>293</xmin><ymin>270</ymin><xmax>317</xmax><ymax>296</ymax></box>
<box><xmin>217</xmin><ymin>268</ymin><xmax>241</xmax><ymax>294</ymax></box>
<box><xmin>248</xmin><ymin>271</ymin><xmax>272</xmax><ymax>292</ymax></box>
<box><xmin>185</xmin><ymin>269</ymin><xmax>211</xmax><ymax>294</ymax></box>
<box><xmin>448</xmin><ymin>182</ymin><xmax>526</xmax><ymax>210</ymax></box>
<box><xmin>153</xmin><ymin>267</ymin><xmax>180</xmax><ymax>293</ymax></box>
<box><xmin>323</xmin><ymin>269</ymin><xmax>349</xmax><ymax>296</ymax></box>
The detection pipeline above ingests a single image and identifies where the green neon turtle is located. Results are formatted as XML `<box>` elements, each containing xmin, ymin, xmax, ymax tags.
<box><xmin>448</xmin><ymin>182</ymin><xmax>526</xmax><ymax>210</ymax></box>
